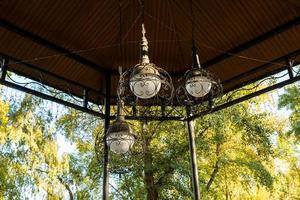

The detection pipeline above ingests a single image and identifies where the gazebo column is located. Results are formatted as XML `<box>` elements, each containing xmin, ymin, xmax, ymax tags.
<box><xmin>103</xmin><ymin>74</ymin><xmax>111</xmax><ymax>200</ymax></box>
<box><xmin>186</xmin><ymin>106</ymin><xmax>200</xmax><ymax>200</ymax></box>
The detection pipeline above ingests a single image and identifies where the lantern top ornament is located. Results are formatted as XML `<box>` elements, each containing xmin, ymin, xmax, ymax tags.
<box><xmin>141</xmin><ymin>24</ymin><xmax>149</xmax><ymax>64</ymax></box>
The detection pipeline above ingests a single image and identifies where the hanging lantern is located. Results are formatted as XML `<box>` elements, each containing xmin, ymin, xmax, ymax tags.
<box><xmin>185</xmin><ymin>69</ymin><xmax>212</xmax><ymax>98</ymax></box>
<box><xmin>119</xmin><ymin>24</ymin><xmax>173</xmax><ymax>107</ymax></box>
<box><xmin>176</xmin><ymin>0</ymin><xmax>222</xmax><ymax>106</ymax></box>
<box><xmin>176</xmin><ymin>45</ymin><xmax>222</xmax><ymax>106</ymax></box>
<box><xmin>106</xmin><ymin>101</ymin><xmax>135</xmax><ymax>154</ymax></box>
<box><xmin>185</xmin><ymin>46</ymin><xmax>212</xmax><ymax>98</ymax></box>
<box><xmin>129</xmin><ymin>24</ymin><xmax>162</xmax><ymax>99</ymax></box>
<box><xmin>106</xmin><ymin>119</ymin><xmax>135</xmax><ymax>154</ymax></box>
<box><xmin>129</xmin><ymin>63</ymin><xmax>161</xmax><ymax>99</ymax></box>
<box><xmin>116</xmin><ymin>0</ymin><xmax>174</xmax><ymax>111</ymax></box>
<box><xmin>106</xmin><ymin>0</ymin><xmax>135</xmax><ymax>155</ymax></box>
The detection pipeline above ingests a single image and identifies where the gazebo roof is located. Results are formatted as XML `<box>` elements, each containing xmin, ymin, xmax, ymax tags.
<box><xmin>1</xmin><ymin>0</ymin><xmax>299</xmax><ymax>105</ymax></box>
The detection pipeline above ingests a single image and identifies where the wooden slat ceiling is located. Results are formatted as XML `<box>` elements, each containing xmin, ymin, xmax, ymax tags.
<box><xmin>0</xmin><ymin>0</ymin><xmax>299</xmax><ymax>105</ymax></box>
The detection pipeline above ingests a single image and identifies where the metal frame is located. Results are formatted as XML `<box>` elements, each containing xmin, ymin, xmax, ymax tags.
<box><xmin>2</xmin><ymin>59</ymin><xmax>298</xmax><ymax>122</ymax></box>
<box><xmin>1</xmin><ymin>53</ymin><xmax>299</xmax><ymax>121</ymax></box>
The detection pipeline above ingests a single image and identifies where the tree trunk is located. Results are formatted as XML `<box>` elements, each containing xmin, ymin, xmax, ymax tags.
<box><xmin>58</xmin><ymin>176</ymin><xmax>74</xmax><ymax>200</ymax></box>
<box><xmin>142</xmin><ymin>122</ymin><xmax>159</xmax><ymax>200</ymax></box>
<box><xmin>225</xmin><ymin>168</ymin><xmax>229</xmax><ymax>200</ymax></box>
<box><xmin>206</xmin><ymin>142</ymin><xmax>221</xmax><ymax>191</ymax></box>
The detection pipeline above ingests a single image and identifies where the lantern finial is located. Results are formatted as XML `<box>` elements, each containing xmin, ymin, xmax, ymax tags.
<box><xmin>141</xmin><ymin>23</ymin><xmax>150</xmax><ymax>64</ymax></box>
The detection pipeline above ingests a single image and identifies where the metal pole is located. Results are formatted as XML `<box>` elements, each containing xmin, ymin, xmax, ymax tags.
<box><xmin>286</xmin><ymin>59</ymin><xmax>294</xmax><ymax>79</ymax></box>
<box><xmin>103</xmin><ymin>74</ymin><xmax>111</xmax><ymax>200</ymax></box>
<box><xmin>186</xmin><ymin>106</ymin><xmax>200</xmax><ymax>200</ymax></box>
<box><xmin>83</xmin><ymin>89</ymin><xmax>88</xmax><ymax>109</ymax></box>
<box><xmin>1</xmin><ymin>57</ymin><xmax>8</xmax><ymax>80</ymax></box>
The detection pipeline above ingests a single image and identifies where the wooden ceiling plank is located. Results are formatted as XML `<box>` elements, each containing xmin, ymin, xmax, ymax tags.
<box><xmin>202</xmin><ymin>16</ymin><xmax>300</xmax><ymax>68</ymax></box>
<box><xmin>0</xmin><ymin>19</ymin><xmax>110</xmax><ymax>74</ymax></box>
<box><xmin>222</xmin><ymin>48</ymin><xmax>300</xmax><ymax>85</ymax></box>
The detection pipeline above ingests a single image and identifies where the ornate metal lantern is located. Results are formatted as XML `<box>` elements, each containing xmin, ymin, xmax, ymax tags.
<box><xmin>119</xmin><ymin>24</ymin><xmax>174</xmax><ymax>107</ymax></box>
<box><xmin>176</xmin><ymin>45</ymin><xmax>222</xmax><ymax>106</ymax></box>
<box><xmin>104</xmin><ymin>0</ymin><xmax>137</xmax><ymax>155</ymax></box>
<box><xmin>129</xmin><ymin>25</ymin><xmax>162</xmax><ymax>99</ymax></box>
<box><xmin>185</xmin><ymin>70</ymin><xmax>212</xmax><ymax>98</ymax></box>
<box><xmin>106</xmin><ymin>100</ymin><xmax>135</xmax><ymax>154</ymax></box>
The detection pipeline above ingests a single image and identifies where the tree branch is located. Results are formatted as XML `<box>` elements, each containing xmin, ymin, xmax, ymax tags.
<box><xmin>155</xmin><ymin>165</ymin><xmax>174</xmax><ymax>187</ymax></box>
<box><xmin>142</xmin><ymin>122</ymin><xmax>159</xmax><ymax>200</ymax></box>
<box><xmin>109</xmin><ymin>182</ymin><xmax>130</xmax><ymax>200</ymax></box>
<box><xmin>57</xmin><ymin>176</ymin><xmax>74</xmax><ymax>200</ymax></box>
<box><xmin>197</xmin><ymin>126</ymin><xmax>210</xmax><ymax>138</ymax></box>
<box><xmin>206</xmin><ymin>142</ymin><xmax>221</xmax><ymax>191</ymax></box>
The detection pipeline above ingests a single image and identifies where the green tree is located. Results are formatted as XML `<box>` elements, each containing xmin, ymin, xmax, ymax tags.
<box><xmin>105</xmin><ymin>97</ymin><xmax>280</xmax><ymax>199</ymax></box>
<box><xmin>1</xmin><ymin>81</ymin><xmax>300</xmax><ymax>199</ymax></box>
<box><xmin>0</xmin><ymin>94</ymin><xmax>69</xmax><ymax>199</ymax></box>
<box><xmin>279</xmin><ymin>83</ymin><xmax>300</xmax><ymax>140</ymax></box>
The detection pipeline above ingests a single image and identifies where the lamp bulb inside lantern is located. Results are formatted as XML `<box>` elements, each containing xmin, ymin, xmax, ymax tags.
<box><xmin>185</xmin><ymin>76</ymin><xmax>212</xmax><ymax>98</ymax></box>
<box><xmin>107</xmin><ymin>132</ymin><xmax>135</xmax><ymax>154</ymax></box>
<box><xmin>129</xmin><ymin>65</ymin><xmax>161</xmax><ymax>99</ymax></box>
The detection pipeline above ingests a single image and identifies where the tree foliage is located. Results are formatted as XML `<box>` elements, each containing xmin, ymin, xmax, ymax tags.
<box><xmin>279</xmin><ymin>83</ymin><xmax>300</xmax><ymax>140</ymax></box>
<box><xmin>0</xmin><ymin>95</ymin><xmax>69</xmax><ymax>199</ymax></box>
<box><xmin>0</xmin><ymin>83</ymin><xmax>299</xmax><ymax>199</ymax></box>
